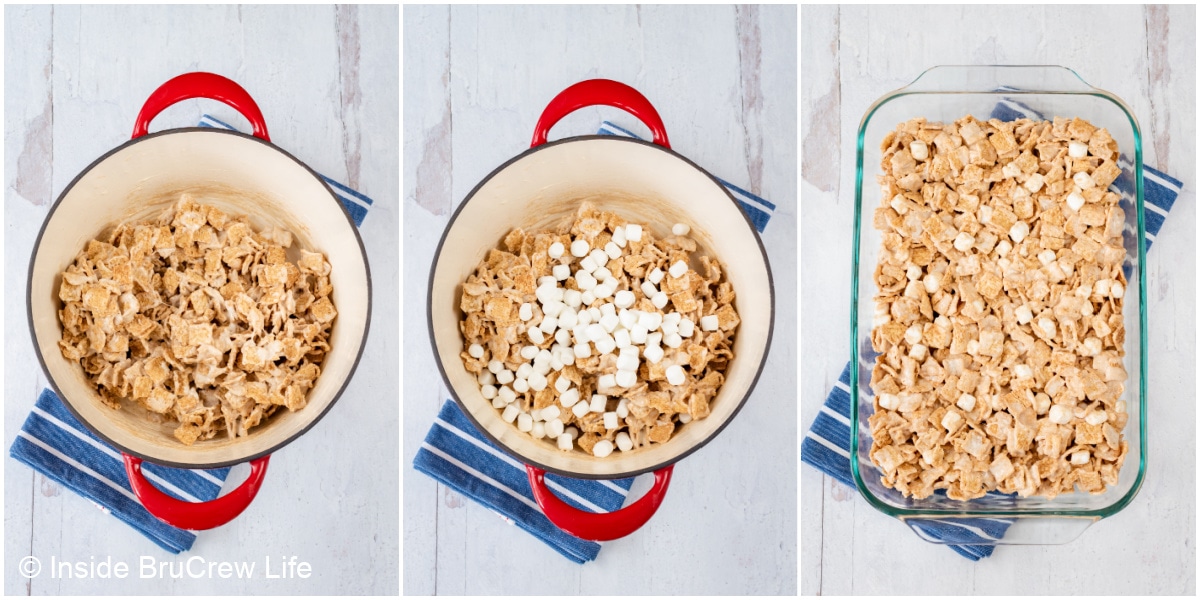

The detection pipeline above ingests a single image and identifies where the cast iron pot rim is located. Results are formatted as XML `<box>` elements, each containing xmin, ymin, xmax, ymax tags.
<box><xmin>27</xmin><ymin>126</ymin><xmax>373</xmax><ymax>470</ymax></box>
<box><xmin>427</xmin><ymin>134</ymin><xmax>775</xmax><ymax>481</ymax></box>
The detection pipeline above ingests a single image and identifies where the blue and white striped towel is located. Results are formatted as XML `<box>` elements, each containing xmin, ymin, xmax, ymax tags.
<box><xmin>10</xmin><ymin>114</ymin><xmax>376</xmax><ymax>553</ymax></box>
<box><xmin>413</xmin><ymin>121</ymin><xmax>777</xmax><ymax>563</ymax></box>
<box><xmin>801</xmin><ymin>99</ymin><xmax>1184</xmax><ymax>561</ymax></box>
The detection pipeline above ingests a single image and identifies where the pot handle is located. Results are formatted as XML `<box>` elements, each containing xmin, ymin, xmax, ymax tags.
<box><xmin>124</xmin><ymin>454</ymin><xmax>270</xmax><ymax>530</ymax></box>
<box><xmin>525</xmin><ymin>463</ymin><xmax>673</xmax><ymax>541</ymax></box>
<box><xmin>132</xmin><ymin>72</ymin><xmax>271</xmax><ymax>142</ymax></box>
<box><xmin>531</xmin><ymin>79</ymin><xmax>670</xmax><ymax>149</ymax></box>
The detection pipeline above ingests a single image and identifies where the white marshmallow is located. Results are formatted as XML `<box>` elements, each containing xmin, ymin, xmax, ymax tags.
<box><xmin>502</xmin><ymin>404</ymin><xmax>520</xmax><ymax>423</ymax></box>
<box><xmin>531</xmin><ymin>422</ymin><xmax>546</xmax><ymax>439</ymax></box>
<box><xmin>557</xmin><ymin>433</ymin><xmax>574</xmax><ymax>451</ymax></box>
<box><xmin>956</xmin><ymin>393</ymin><xmax>976</xmax><ymax>412</ymax></box>
<box><xmin>554</xmin><ymin>376</ymin><xmax>571</xmax><ymax>394</ymax></box>
<box><xmin>570</xmin><ymin>239</ymin><xmax>590</xmax><ymax>257</ymax></box>
<box><xmin>576</xmin><ymin>271</ymin><xmax>597</xmax><ymax>290</ymax></box>
<box><xmin>554</xmin><ymin>328</ymin><xmax>571</xmax><ymax>346</ymax></box>
<box><xmin>516</xmin><ymin>363</ymin><xmax>534</xmax><ymax>379</ymax></box>
<box><xmin>546</xmin><ymin>418</ymin><xmax>565</xmax><ymax>439</ymax></box>
<box><xmin>612</xmin><ymin>226</ymin><xmax>627</xmax><ymax>247</ymax></box>
<box><xmin>496</xmin><ymin>369</ymin><xmax>514</xmax><ymax>384</ymax></box>
<box><xmin>625</xmin><ymin>224</ymin><xmax>643</xmax><ymax>241</ymax></box>
<box><xmin>541</xmin><ymin>300</ymin><xmax>564</xmax><ymax>318</ymax></box>
<box><xmin>614</xmin><ymin>290</ymin><xmax>636</xmax><ymax>309</ymax></box>
<box><xmin>616</xmin><ymin>431</ymin><xmax>633</xmax><ymax>451</ymax></box>
<box><xmin>641</xmin><ymin>281</ymin><xmax>659</xmax><ymax>298</ymax></box>
<box><xmin>1071</xmin><ymin>450</ymin><xmax>1090</xmax><ymax>465</ymax></box>
<box><xmin>679</xmin><ymin>318</ymin><xmax>695</xmax><ymax>338</ymax></box>
<box><xmin>665</xmin><ymin>365</ymin><xmax>686</xmax><ymax>386</ymax></box>
<box><xmin>604</xmin><ymin>412</ymin><xmax>619</xmax><ymax>430</ymax></box>
<box><xmin>615</xmin><ymin>370</ymin><xmax>637</xmax><ymax>388</ymax></box>
<box><xmin>589</xmin><ymin>249</ymin><xmax>609</xmax><ymax>268</ymax></box>
<box><xmin>668</xmin><ymin>260</ymin><xmax>688</xmax><ymax>278</ymax></box>
<box><xmin>593</xmin><ymin>266</ymin><xmax>613</xmax><ymax>282</ymax></box>
<box><xmin>597</xmin><ymin>374</ymin><xmax>617</xmax><ymax>391</ymax></box>
<box><xmin>672</xmin><ymin>223</ymin><xmax>690</xmax><ymax>236</ymax></box>
<box><xmin>594</xmin><ymin>334</ymin><xmax>617</xmax><ymax>355</ymax></box>
<box><xmin>552</xmin><ymin>264</ymin><xmax>570</xmax><ymax>281</ymax></box>
<box><xmin>467</xmin><ymin>343</ymin><xmax>485</xmax><ymax>359</ymax></box>
<box><xmin>1009</xmin><ymin>221</ymin><xmax>1029</xmax><ymax>243</ymax></box>
<box><xmin>1073</xmin><ymin>171</ymin><xmax>1096</xmax><ymax>189</ymax></box>
<box><xmin>477</xmin><ymin>371</ymin><xmax>495</xmax><ymax>385</ymax></box>
<box><xmin>639</xmin><ymin>311</ymin><xmax>663</xmax><ymax>331</ymax></box>
<box><xmin>592</xmin><ymin>440</ymin><xmax>615</xmax><ymax>458</ymax></box>
<box><xmin>616</xmin><ymin>352</ymin><xmax>639</xmax><ymax>371</ymax></box>
<box><xmin>614</xmin><ymin>329</ymin><xmax>632</xmax><ymax>349</ymax></box>
<box><xmin>498</xmin><ymin>385</ymin><xmax>517</xmax><ymax>404</ymax></box>
<box><xmin>1066</xmin><ymin>191</ymin><xmax>1086</xmax><ymax>211</ymax></box>
<box><xmin>953</xmin><ymin>232</ymin><xmax>975</xmax><ymax>252</ymax></box>
<box><xmin>616</xmin><ymin>398</ymin><xmax>629</xmax><ymax>418</ymax></box>
<box><xmin>701</xmin><ymin>315</ymin><xmax>720</xmax><ymax>331</ymax></box>
<box><xmin>572</xmin><ymin>399</ymin><xmax>591</xmax><ymax>418</ymax></box>
<box><xmin>661</xmin><ymin>320</ymin><xmax>679</xmax><ymax>335</ymax></box>
<box><xmin>586</xmin><ymin>323</ymin><xmax>606</xmax><ymax>340</ymax></box>
<box><xmin>517</xmin><ymin>412</ymin><xmax>533</xmax><ymax>432</ymax></box>
<box><xmin>1068</xmin><ymin>141</ymin><xmax>1088</xmax><ymax>158</ymax></box>
<box><xmin>600</xmin><ymin>302</ymin><xmax>617</xmax><ymax>318</ymax></box>
<box><xmin>648</xmin><ymin>267</ymin><xmax>664</xmax><ymax>284</ymax></box>
<box><xmin>604</xmin><ymin>241</ymin><xmax>622</xmax><ymax>259</ymax></box>
<box><xmin>528</xmin><ymin>372</ymin><xmax>548</xmax><ymax>392</ymax></box>
<box><xmin>580</xmin><ymin>255</ymin><xmax>598</xmax><ymax>273</ymax></box>
<box><xmin>619</xmin><ymin>309</ymin><xmax>639</xmax><ymax>329</ymax></box>
<box><xmin>630</xmin><ymin>324</ymin><xmax>649</xmax><ymax>344</ymax></box>
<box><xmin>538</xmin><ymin>275</ymin><xmax>557</xmax><ymax>288</ymax></box>
<box><xmin>663</xmin><ymin>333</ymin><xmax>683</xmax><ymax>348</ymax></box>
<box><xmin>542</xmin><ymin>406</ymin><xmax>562</xmax><ymax>423</ymax></box>
<box><xmin>580</xmin><ymin>290</ymin><xmax>596</xmax><ymax>305</ymax></box>
<box><xmin>538</xmin><ymin>315</ymin><xmax>558</xmax><ymax>334</ymax></box>
<box><xmin>909</xmin><ymin>140</ymin><xmax>929</xmax><ymax>161</ymax></box>
<box><xmin>480</xmin><ymin>385</ymin><xmax>497</xmax><ymax>400</ymax></box>
<box><xmin>563</xmin><ymin>289</ymin><xmax>582</xmax><ymax>309</ymax></box>
<box><xmin>647</xmin><ymin>332</ymin><xmax>663</xmax><ymax>347</ymax></box>
<box><xmin>1048</xmin><ymin>404</ymin><xmax>1072</xmax><ymax>425</ymax></box>
<box><xmin>599</xmin><ymin>313</ymin><xmax>620</xmax><ymax>333</ymax></box>
<box><xmin>651</xmin><ymin>292</ymin><xmax>669</xmax><ymax>309</ymax></box>
<box><xmin>519</xmin><ymin>303</ymin><xmax>534</xmax><ymax>321</ymax></box>
<box><xmin>558</xmin><ymin>307</ymin><xmax>578</xmax><ymax>329</ymax></box>
<box><xmin>548</xmin><ymin>242</ymin><xmax>565</xmax><ymax>259</ymax></box>
<box><xmin>590</xmin><ymin>394</ymin><xmax>608</xmax><ymax>413</ymax></box>
<box><xmin>559</xmin><ymin>388</ymin><xmax>580</xmax><ymax>408</ymax></box>
<box><xmin>488</xmin><ymin>360</ymin><xmax>505</xmax><ymax>374</ymax></box>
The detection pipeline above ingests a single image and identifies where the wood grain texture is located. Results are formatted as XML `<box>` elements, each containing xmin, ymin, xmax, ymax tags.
<box><xmin>800</xmin><ymin>4</ymin><xmax>1196</xmax><ymax>595</ymax></box>
<box><xmin>3</xmin><ymin>5</ymin><xmax>399</xmax><ymax>594</ymax></box>
<box><xmin>403</xmin><ymin>4</ymin><xmax>797</xmax><ymax>595</ymax></box>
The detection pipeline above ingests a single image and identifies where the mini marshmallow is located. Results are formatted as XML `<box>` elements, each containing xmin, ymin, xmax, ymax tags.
<box><xmin>498</xmin><ymin>385</ymin><xmax>517</xmax><ymax>404</ymax></box>
<box><xmin>496</xmin><ymin>369</ymin><xmax>515</xmax><ymax>385</ymax></box>
<box><xmin>580</xmin><ymin>290</ymin><xmax>596</xmax><ymax>306</ymax></box>
<box><xmin>665</xmin><ymin>365</ymin><xmax>686</xmax><ymax>386</ymax></box>
<box><xmin>619</xmin><ymin>309</ymin><xmax>639</xmax><ymax>329</ymax></box>
<box><xmin>531</xmin><ymin>421</ymin><xmax>546</xmax><ymax>439</ymax></box>
<box><xmin>625</xmin><ymin>224</ymin><xmax>643</xmax><ymax>241</ymax></box>
<box><xmin>590</xmin><ymin>394</ymin><xmax>608</xmax><ymax>413</ymax></box>
<box><xmin>1009</xmin><ymin>220</ymin><xmax>1029</xmax><ymax>243</ymax></box>
<box><xmin>909</xmin><ymin>140</ymin><xmax>929</xmax><ymax>161</ymax></box>
<box><xmin>651</xmin><ymin>292</ymin><xmax>669</xmax><ymax>309</ymax></box>
<box><xmin>614</xmin><ymin>329</ymin><xmax>632</xmax><ymax>349</ymax></box>
<box><xmin>576</xmin><ymin>271</ymin><xmax>597</xmax><ymax>290</ymax></box>
<box><xmin>467</xmin><ymin>343</ymin><xmax>485</xmax><ymax>359</ymax></box>
<box><xmin>589</xmin><ymin>249</ymin><xmax>609</xmax><ymax>268</ymax></box>
<box><xmin>572</xmin><ymin>399</ymin><xmax>591</xmax><ymax>418</ymax></box>
<box><xmin>586</xmin><ymin>323</ymin><xmax>607</xmax><ymax>340</ymax></box>
<box><xmin>535</xmin><ymin>349</ymin><xmax>553</xmax><ymax>364</ymax></box>
<box><xmin>502</xmin><ymin>404</ymin><xmax>520</xmax><ymax>423</ymax></box>
<box><xmin>663</xmin><ymin>312</ymin><xmax>682</xmax><ymax>326</ymax></box>
<box><xmin>647</xmin><ymin>331</ymin><xmax>663</xmax><ymax>347</ymax></box>
<box><xmin>558</xmin><ymin>307</ymin><xmax>578</xmax><ymax>329</ymax></box>
<box><xmin>953</xmin><ymin>231</ymin><xmax>975</xmax><ymax>252</ymax></box>
<box><xmin>1073</xmin><ymin>171</ymin><xmax>1095</xmax><ymax>189</ymax></box>
<box><xmin>580</xmin><ymin>255</ymin><xmax>598</xmax><ymax>273</ymax></box>
<box><xmin>1111</xmin><ymin>281</ymin><xmax>1124</xmax><ymax>299</ymax></box>
<box><xmin>557</xmin><ymin>348</ymin><xmax>575</xmax><ymax>366</ymax></box>
<box><xmin>519</xmin><ymin>303</ymin><xmax>535</xmax><ymax>321</ymax></box>
<box><xmin>604</xmin><ymin>412</ymin><xmax>619</xmax><ymax>430</ymax></box>
<box><xmin>661</xmin><ymin>320</ymin><xmax>679</xmax><ymax>336</ymax></box>
<box><xmin>477</xmin><ymin>371</ymin><xmax>495</xmax><ymax>385</ymax></box>
<box><xmin>593</xmin><ymin>266</ymin><xmax>613</xmax><ymax>282</ymax></box>
<box><xmin>639</xmin><ymin>311</ymin><xmax>663</xmax><ymax>331</ymax></box>
<box><xmin>600</xmin><ymin>303</ymin><xmax>617</xmax><ymax>318</ymax></box>
<box><xmin>641</xmin><ymin>281</ymin><xmax>659</xmax><ymax>298</ymax></box>
<box><xmin>517</xmin><ymin>412</ymin><xmax>533</xmax><ymax>432</ymax></box>
<box><xmin>615</xmin><ymin>369</ymin><xmax>637</xmax><ymax>388</ymax></box>
<box><xmin>616</xmin><ymin>352</ymin><xmax>639</xmax><ymax>371</ymax></box>
<box><xmin>554</xmin><ymin>376</ymin><xmax>571</xmax><ymax>394</ymax></box>
<box><xmin>548</xmin><ymin>242</ymin><xmax>565</xmax><ymax>258</ymax></box>
<box><xmin>542</xmin><ymin>405</ymin><xmax>562</xmax><ymax>422</ymax></box>
<box><xmin>956</xmin><ymin>393</ymin><xmax>976</xmax><ymax>412</ymax></box>
<box><xmin>575</xmin><ymin>307</ymin><xmax>592</xmax><ymax>326</ymax></box>
<box><xmin>488</xmin><ymin>360</ymin><xmax>505</xmax><ymax>374</ymax></box>
<box><xmin>541</xmin><ymin>300</ymin><xmax>564</xmax><ymax>318</ymax></box>
<box><xmin>557</xmin><ymin>433</ymin><xmax>574</xmax><ymax>451</ymax></box>
<box><xmin>598</xmin><ymin>374</ymin><xmax>617</xmax><ymax>391</ymax></box>
<box><xmin>679</xmin><ymin>318</ymin><xmax>695</xmax><ymax>338</ymax></box>
<box><xmin>528</xmin><ymin>372</ymin><xmax>548</xmax><ymax>392</ymax></box>
<box><xmin>1068</xmin><ymin>141</ymin><xmax>1088</xmax><ymax>158</ymax></box>
<box><xmin>1038</xmin><ymin>249</ymin><xmax>1056</xmax><ymax>265</ymax></box>
<box><xmin>516</xmin><ymin>363</ymin><xmax>534</xmax><ymax>379</ymax></box>
<box><xmin>593</xmin><ymin>282</ymin><xmax>614</xmax><ymax>299</ymax></box>
<box><xmin>563</xmin><ymin>289</ymin><xmax>582</xmax><ymax>309</ymax></box>
<box><xmin>545</xmin><ymin>418</ymin><xmax>565</xmax><ymax>439</ymax></box>
<box><xmin>592</xmin><ymin>440</ymin><xmax>615</xmax><ymax>458</ymax></box>
<box><xmin>554</xmin><ymin>327</ymin><xmax>571</xmax><ymax>346</ymax></box>
<box><xmin>672</xmin><ymin>223</ymin><xmax>690</xmax><ymax>236</ymax></box>
<box><xmin>1071</xmin><ymin>450</ymin><xmax>1090</xmax><ymax>465</ymax></box>
<box><xmin>570</xmin><ymin>239</ymin><xmax>590</xmax><ymax>257</ymax></box>
<box><xmin>701</xmin><ymin>315</ymin><xmax>720</xmax><ymax>331</ymax></box>
<box><xmin>630</xmin><ymin>324</ymin><xmax>648</xmax><ymax>344</ymax></box>
<box><xmin>1015</xmin><ymin>304</ymin><xmax>1033</xmax><ymax>324</ymax></box>
<box><xmin>559</xmin><ymin>388</ymin><xmax>580</xmax><ymax>408</ymax></box>
<box><xmin>538</xmin><ymin>315</ymin><xmax>558</xmax><ymax>334</ymax></box>
<box><xmin>599</xmin><ymin>313</ymin><xmax>620</xmax><ymax>333</ymax></box>
<box><xmin>648</xmin><ymin>267</ymin><xmax>664</xmax><ymax>284</ymax></box>
<box><xmin>552</xmin><ymin>264</ymin><xmax>571</xmax><ymax>281</ymax></box>
<box><xmin>480</xmin><ymin>385</ymin><xmax>497</xmax><ymax>400</ymax></box>
<box><xmin>493</xmin><ymin>396</ymin><xmax>508</xmax><ymax>410</ymax></box>
<box><xmin>616</xmin><ymin>398</ymin><xmax>629</xmax><ymax>418</ymax></box>
<box><xmin>678</xmin><ymin>413</ymin><xmax>691</xmax><ymax>424</ymax></box>
<box><xmin>668</xmin><ymin>260</ymin><xmax>688</xmax><ymax>278</ymax></box>
<box><xmin>616</xmin><ymin>431</ymin><xmax>633</xmax><ymax>452</ymax></box>
<box><xmin>538</xmin><ymin>275</ymin><xmax>557</xmax><ymax>288</ymax></box>
<box><xmin>594</xmin><ymin>334</ymin><xmax>617</xmax><ymax>355</ymax></box>
<box><xmin>1066</xmin><ymin>191</ymin><xmax>1086</xmax><ymax>211</ymax></box>
<box><xmin>614</xmin><ymin>290</ymin><xmax>636</xmax><ymax>309</ymax></box>
<box><xmin>664</xmin><ymin>333</ymin><xmax>683</xmax><ymax>348</ymax></box>
<box><xmin>612</xmin><ymin>226</ymin><xmax>627</xmax><ymax>247</ymax></box>
<box><xmin>604</xmin><ymin>241</ymin><xmax>622</xmax><ymax>259</ymax></box>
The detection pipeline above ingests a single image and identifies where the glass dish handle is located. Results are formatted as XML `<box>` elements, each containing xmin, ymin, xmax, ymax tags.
<box><xmin>899</xmin><ymin>65</ymin><xmax>1098</xmax><ymax>94</ymax></box>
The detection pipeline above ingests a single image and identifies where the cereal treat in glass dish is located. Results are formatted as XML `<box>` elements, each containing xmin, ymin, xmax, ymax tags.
<box><xmin>458</xmin><ymin>202</ymin><xmax>739</xmax><ymax>457</ymax></box>
<box><xmin>868</xmin><ymin>116</ymin><xmax>1128</xmax><ymax>500</ymax></box>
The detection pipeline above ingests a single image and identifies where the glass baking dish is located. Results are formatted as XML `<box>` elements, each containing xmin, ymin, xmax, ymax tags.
<box><xmin>850</xmin><ymin>65</ymin><xmax>1147</xmax><ymax>545</ymax></box>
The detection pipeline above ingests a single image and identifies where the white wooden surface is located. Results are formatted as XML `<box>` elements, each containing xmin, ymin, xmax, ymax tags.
<box><xmin>801</xmin><ymin>5</ymin><xmax>1196</xmax><ymax>595</ymax></box>
<box><xmin>403</xmin><ymin>5</ymin><xmax>796</xmax><ymax>595</ymax></box>
<box><xmin>3</xmin><ymin>5</ymin><xmax>398</xmax><ymax>594</ymax></box>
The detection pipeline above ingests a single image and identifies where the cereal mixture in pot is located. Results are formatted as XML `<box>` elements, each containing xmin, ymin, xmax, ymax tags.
<box><xmin>458</xmin><ymin>203</ymin><xmax>739</xmax><ymax>457</ymax></box>
<box><xmin>869</xmin><ymin>116</ymin><xmax>1129</xmax><ymax>500</ymax></box>
<box><xmin>57</xmin><ymin>196</ymin><xmax>337</xmax><ymax>445</ymax></box>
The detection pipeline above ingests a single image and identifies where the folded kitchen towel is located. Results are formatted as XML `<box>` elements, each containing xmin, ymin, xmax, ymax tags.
<box><xmin>801</xmin><ymin>98</ymin><xmax>1184</xmax><ymax>561</ymax></box>
<box><xmin>9</xmin><ymin>114</ymin><xmax>375</xmax><ymax>554</ymax></box>
<box><xmin>413</xmin><ymin>121</ymin><xmax>777</xmax><ymax>563</ymax></box>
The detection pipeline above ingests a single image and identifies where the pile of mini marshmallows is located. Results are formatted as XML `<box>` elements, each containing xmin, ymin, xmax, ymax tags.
<box><xmin>469</xmin><ymin>221</ymin><xmax>723</xmax><ymax>457</ymax></box>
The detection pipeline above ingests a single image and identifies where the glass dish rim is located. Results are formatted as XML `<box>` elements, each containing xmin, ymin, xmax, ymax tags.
<box><xmin>848</xmin><ymin>64</ymin><xmax>1148</xmax><ymax>519</ymax></box>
